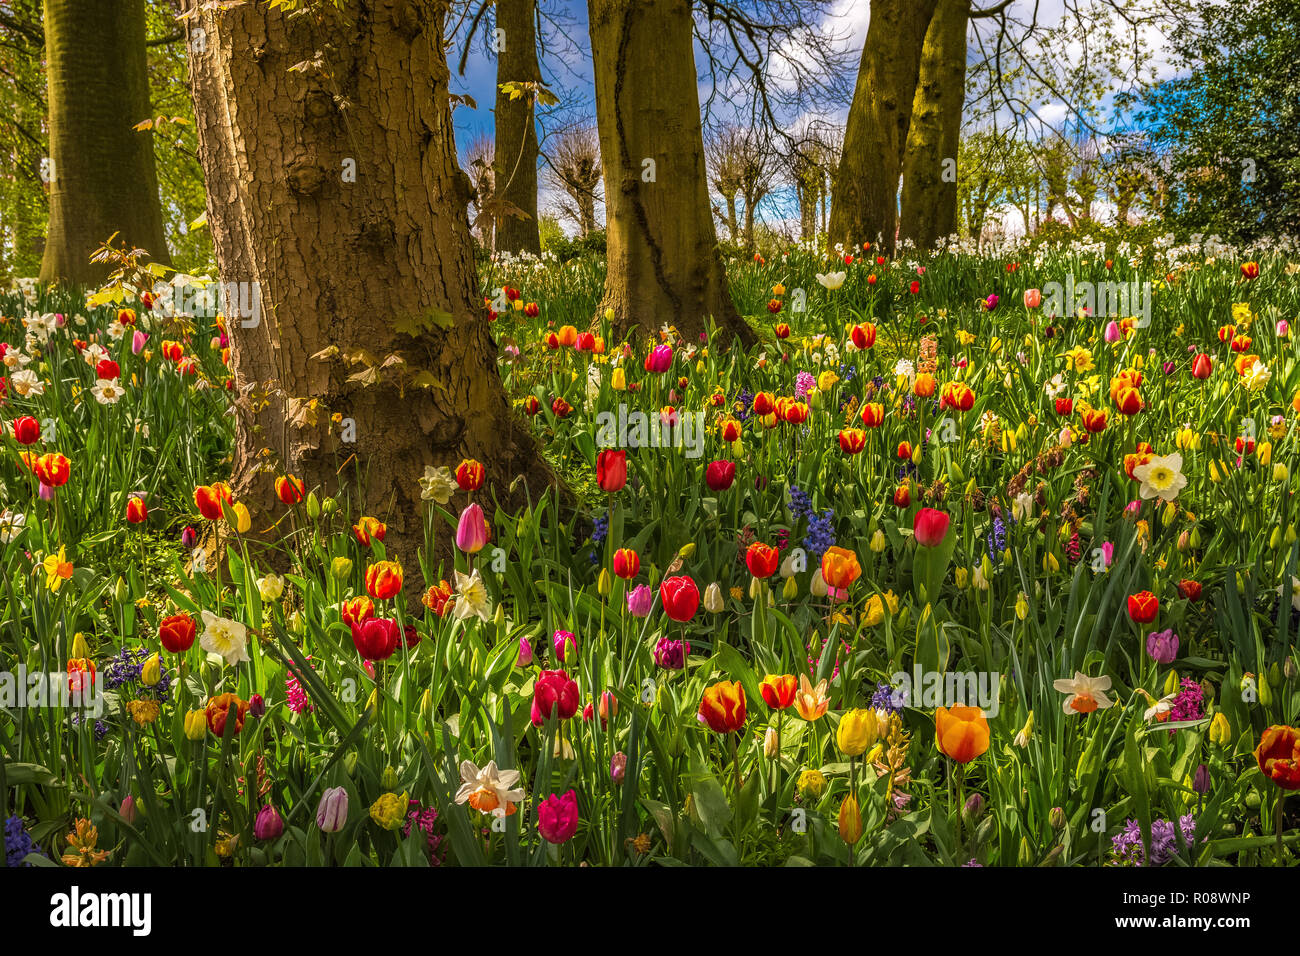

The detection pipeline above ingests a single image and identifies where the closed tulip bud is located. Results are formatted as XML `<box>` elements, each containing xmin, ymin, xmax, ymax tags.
<box><xmin>1163</xmin><ymin>669</ymin><xmax>1180</xmax><ymax>696</ymax></box>
<box><xmin>838</xmin><ymin>794</ymin><xmax>863</xmax><ymax>844</ymax></box>
<box><xmin>115</xmin><ymin>576</ymin><xmax>130</xmax><ymax>603</ymax></box>
<box><xmin>1209</xmin><ymin>712</ymin><xmax>1231</xmax><ymax>747</ymax></box>
<box><xmin>70</xmin><ymin>632</ymin><xmax>91</xmax><ymax>659</ymax></box>
<box><xmin>764</xmin><ymin>726</ymin><xmax>780</xmax><ymax>759</ymax></box>
<box><xmin>1286</xmin><ymin>656</ymin><xmax>1298</xmax><ymax>681</ymax></box>
<box><xmin>331</xmin><ymin>556</ymin><xmax>353</xmax><ymax>580</ymax></box>
<box><xmin>343</xmin><ymin>752</ymin><xmax>359</xmax><ymax>777</ymax></box>
<box><xmin>870</xmin><ymin>529</ymin><xmax>886</xmax><ymax>552</ymax></box>
<box><xmin>797</xmin><ymin>768</ymin><xmax>827</xmax><ymax>799</ymax></box>
<box><xmin>140</xmin><ymin>653</ymin><xmax>161</xmax><ymax>687</ymax></box>
<box><xmin>381</xmin><ymin>766</ymin><xmax>399</xmax><ymax>791</ymax></box>
<box><xmin>598</xmin><ymin>569</ymin><xmax>611</xmax><ymax>596</ymax></box>
<box><xmin>1271</xmin><ymin>527</ymin><xmax>1282</xmax><ymax>550</ymax></box>
<box><xmin>1288</xmin><ymin>525</ymin><xmax>1297</xmax><ymax>544</ymax></box>
<box><xmin>1015</xmin><ymin>592</ymin><xmax>1028</xmax><ymax>621</ymax></box>
<box><xmin>419</xmin><ymin>688</ymin><xmax>433</xmax><ymax>722</ymax></box>
<box><xmin>954</xmin><ymin>567</ymin><xmax>969</xmax><ymax>589</ymax></box>
<box><xmin>119</xmin><ymin>795</ymin><xmax>137</xmax><ymax>825</ymax></box>
<box><xmin>810</xmin><ymin>569</ymin><xmax>828</xmax><ymax>597</ymax></box>
<box><xmin>365</xmin><ymin>688</ymin><xmax>380</xmax><ymax>719</ymax></box>
<box><xmin>183</xmin><ymin>709</ymin><xmax>207</xmax><ymax>740</ymax></box>
<box><xmin>316</xmin><ymin>786</ymin><xmax>349</xmax><ymax>832</ymax></box>
<box><xmin>678</xmin><ymin>542</ymin><xmax>696</xmax><ymax>560</ymax></box>
<box><xmin>230</xmin><ymin>501</ymin><xmax>252</xmax><ymax>533</ymax></box>
<box><xmin>704</xmin><ymin>581</ymin><xmax>725</xmax><ymax>613</ymax></box>
<box><xmin>1192</xmin><ymin>764</ymin><xmax>1210</xmax><ymax>794</ymax></box>
<box><xmin>1258</xmin><ymin>442</ymin><xmax>1272</xmax><ymax>465</ymax></box>
<box><xmin>1177</xmin><ymin>530</ymin><xmax>1190</xmax><ymax>551</ymax></box>
<box><xmin>305</xmin><ymin>491</ymin><xmax>320</xmax><ymax>519</ymax></box>
<box><xmin>782</xmin><ymin>576</ymin><xmax>798</xmax><ymax>600</ymax></box>
<box><xmin>1018</xmin><ymin>836</ymin><xmax>1034</xmax><ymax>866</ymax></box>
<box><xmin>962</xmin><ymin>792</ymin><xmax>986</xmax><ymax>825</ymax></box>
<box><xmin>322</xmin><ymin>497</ymin><xmax>337</xmax><ymax>514</ymax></box>
<box><xmin>1269</xmin><ymin>662</ymin><xmax>1282</xmax><ymax>688</ymax></box>
<box><xmin>1274</xmin><ymin>463</ymin><xmax>1289</xmax><ymax>482</ymax></box>
<box><xmin>1049</xmin><ymin>806</ymin><xmax>1066</xmax><ymax>830</ymax></box>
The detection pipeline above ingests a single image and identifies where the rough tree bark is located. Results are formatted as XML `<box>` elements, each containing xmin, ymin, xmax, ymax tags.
<box><xmin>40</xmin><ymin>0</ymin><xmax>169</xmax><ymax>284</ymax></box>
<box><xmin>898</xmin><ymin>0</ymin><xmax>968</xmax><ymax>249</ymax></box>
<box><xmin>493</xmin><ymin>0</ymin><xmax>542</xmax><ymax>255</ymax></box>
<box><xmin>588</xmin><ymin>0</ymin><xmax>754</xmax><ymax>346</ymax></box>
<box><xmin>182</xmin><ymin>0</ymin><xmax>553</xmax><ymax>583</ymax></box>
<box><xmin>828</xmin><ymin>0</ymin><xmax>937</xmax><ymax>256</ymax></box>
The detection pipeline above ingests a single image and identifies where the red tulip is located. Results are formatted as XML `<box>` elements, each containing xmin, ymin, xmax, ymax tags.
<box><xmin>1127</xmin><ymin>590</ymin><xmax>1159</xmax><ymax>623</ymax></box>
<box><xmin>1177</xmin><ymin>579</ymin><xmax>1202</xmax><ymax>602</ymax></box>
<box><xmin>850</xmin><ymin>323</ymin><xmax>877</xmax><ymax>349</ymax></box>
<box><xmin>126</xmin><ymin>495</ymin><xmax>148</xmax><ymax>524</ymax></box>
<box><xmin>596</xmin><ymin>449</ymin><xmax>627</xmax><ymax>492</ymax></box>
<box><xmin>745</xmin><ymin>542</ymin><xmax>780</xmax><ymax>578</ymax></box>
<box><xmin>913</xmin><ymin>507</ymin><xmax>950</xmax><ymax>547</ymax></box>
<box><xmin>158</xmin><ymin>613</ymin><xmax>197</xmax><ymax>653</ymax></box>
<box><xmin>351</xmin><ymin>617</ymin><xmax>401</xmax><ymax>661</ymax></box>
<box><xmin>1191</xmin><ymin>354</ymin><xmax>1212</xmax><ymax>379</ymax></box>
<box><xmin>456</xmin><ymin>458</ymin><xmax>486</xmax><ymax>491</ymax></box>
<box><xmin>612</xmin><ymin>547</ymin><xmax>640</xmax><ymax>579</ymax></box>
<box><xmin>11</xmin><ymin>416</ymin><xmax>40</xmax><ymax>445</ymax></box>
<box><xmin>706</xmin><ymin>460</ymin><xmax>736</xmax><ymax>490</ymax></box>
<box><xmin>660</xmin><ymin>575</ymin><xmax>700</xmax><ymax>622</ymax></box>
<box><xmin>531</xmin><ymin>669</ymin><xmax>580</xmax><ymax>725</ymax></box>
<box><xmin>275</xmin><ymin>474</ymin><xmax>305</xmax><ymax>505</ymax></box>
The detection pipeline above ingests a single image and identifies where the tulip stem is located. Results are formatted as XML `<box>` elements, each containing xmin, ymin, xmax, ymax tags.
<box><xmin>1276</xmin><ymin>791</ymin><xmax>1286</xmax><ymax>866</ymax></box>
<box><xmin>731</xmin><ymin>732</ymin><xmax>742</xmax><ymax>801</ymax></box>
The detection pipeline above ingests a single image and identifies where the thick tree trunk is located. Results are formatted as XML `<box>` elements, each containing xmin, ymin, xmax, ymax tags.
<box><xmin>898</xmin><ymin>0</ymin><xmax>967</xmax><ymax>249</ymax></box>
<box><xmin>40</xmin><ymin>0</ymin><xmax>169</xmax><ymax>285</ymax></box>
<box><xmin>493</xmin><ymin>0</ymin><xmax>542</xmax><ymax>255</ymax></box>
<box><xmin>588</xmin><ymin>0</ymin><xmax>753</xmax><ymax>346</ymax></box>
<box><xmin>182</xmin><ymin>0</ymin><xmax>553</xmax><ymax>584</ymax></box>
<box><xmin>828</xmin><ymin>0</ymin><xmax>936</xmax><ymax>256</ymax></box>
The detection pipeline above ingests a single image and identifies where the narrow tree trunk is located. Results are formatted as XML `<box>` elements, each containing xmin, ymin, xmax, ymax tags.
<box><xmin>40</xmin><ymin>0</ymin><xmax>169</xmax><ymax>284</ymax></box>
<box><xmin>588</xmin><ymin>0</ymin><xmax>753</xmax><ymax>345</ymax></box>
<box><xmin>898</xmin><ymin>0</ymin><xmax>967</xmax><ymax>249</ymax></box>
<box><xmin>828</xmin><ymin>0</ymin><xmax>937</xmax><ymax>255</ymax></box>
<box><xmin>493</xmin><ymin>0</ymin><xmax>542</xmax><ymax>255</ymax></box>
<box><xmin>182</xmin><ymin>0</ymin><xmax>553</xmax><ymax>583</ymax></box>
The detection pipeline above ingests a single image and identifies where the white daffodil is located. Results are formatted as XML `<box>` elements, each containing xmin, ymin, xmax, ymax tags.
<box><xmin>451</xmin><ymin>568</ymin><xmax>492</xmax><ymax>622</ymax></box>
<box><xmin>1133</xmin><ymin>453</ymin><xmax>1187</xmax><ymax>502</ymax></box>
<box><xmin>10</xmin><ymin>369</ymin><xmax>43</xmax><ymax>397</ymax></box>
<box><xmin>418</xmin><ymin>464</ymin><xmax>456</xmax><ymax>504</ymax></box>
<box><xmin>454</xmin><ymin>759</ymin><xmax>525</xmax><ymax>818</ymax></box>
<box><xmin>1052</xmin><ymin>672</ymin><xmax>1114</xmax><ymax>715</ymax></box>
<box><xmin>200</xmin><ymin>609</ymin><xmax>250</xmax><ymax>666</ymax></box>
<box><xmin>0</xmin><ymin>509</ymin><xmax>27</xmax><ymax>543</ymax></box>
<box><xmin>90</xmin><ymin>378</ymin><xmax>126</xmax><ymax>405</ymax></box>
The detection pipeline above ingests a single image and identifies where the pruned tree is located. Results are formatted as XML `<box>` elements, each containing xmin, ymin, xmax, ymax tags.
<box><xmin>462</xmin><ymin>132</ymin><xmax>496</xmax><ymax>249</ymax></box>
<box><xmin>544</xmin><ymin>124</ymin><xmax>602</xmax><ymax>237</ymax></box>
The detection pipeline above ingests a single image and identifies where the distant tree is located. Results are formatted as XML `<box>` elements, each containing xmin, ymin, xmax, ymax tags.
<box><xmin>544</xmin><ymin>125</ymin><xmax>602</xmax><ymax>238</ymax></box>
<box><xmin>1138</xmin><ymin>0</ymin><xmax>1300</xmax><ymax>240</ymax></box>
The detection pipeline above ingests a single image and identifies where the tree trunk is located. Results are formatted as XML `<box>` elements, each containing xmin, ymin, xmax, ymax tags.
<box><xmin>588</xmin><ymin>0</ymin><xmax>753</xmax><ymax>346</ymax></box>
<box><xmin>493</xmin><ymin>0</ymin><xmax>542</xmax><ymax>255</ymax></box>
<box><xmin>40</xmin><ymin>0</ymin><xmax>169</xmax><ymax>285</ymax></box>
<box><xmin>898</xmin><ymin>0</ymin><xmax>967</xmax><ymax>250</ymax></box>
<box><xmin>828</xmin><ymin>0</ymin><xmax>937</xmax><ymax>255</ymax></box>
<box><xmin>182</xmin><ymin>0</ymin><xmax>553</xmax><ymax>585</ymax></box>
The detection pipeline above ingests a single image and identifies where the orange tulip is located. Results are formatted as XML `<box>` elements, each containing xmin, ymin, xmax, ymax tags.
<box><xmin>275</xmin><ymin>474</ymin><xmax>305</xmax><ymax>505</ymax></box>
<box><xmin>935</xmin><ymin>705</ymin><xmax>990</xmax><ymax>763</ymax></box>
<box><xmin>34</xmin><ymin>452</ymin><xmax>71</xmax><ymax>487</ymax></box>
<box><xmin>794</xmin><ymin>674</ymin><xmax>829</xmax><ymax>721</ymax></box>
<box><xmin>940</xmin><ymin>381</ymin><xmax>974</xmax><ymax>412</ymax></box>
<box><xmin>820</xmin><ymin>546</ymin><xmax>861</xmax><ymax>590</ymax></box>
<box><xmin>365</xmin><ymin>560</ymin><xmax>403</xmax><ymax>600</ymax></box>
<box><xmin>1255</xmin><ymin>725</ymin><xmax>1300</xmax><ymax>790</ymax></box>
<box><xmin>759</xmin><ymin>674</ymin><xmax>797</xmax><ymax>710</ymax></box>
<box><xmin>838</xmin><ymin>429</ymin><xmax>866</xmax><ymax>454</ymax></box>
<box><xmin>698</xmin><ymin>681</ymin><xmax>747</xmax><ymax>734</ymax></box>
<box><xmin>914</xmin><ymin>373</ymin><xmax>936</xmax><ymax>397</ymax></box>
<box><xmin>860</xmin><ymin>402</ymin><xmax>885</xmax><ymax>428</ymax></box>
<box><xmin>194</xmin><ymin>482</ymin><xmax>232</xmax><ymax>521</ymax></box>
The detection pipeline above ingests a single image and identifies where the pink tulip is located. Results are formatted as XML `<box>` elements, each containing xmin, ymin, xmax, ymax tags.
<box><xmin>455</xmin><ymin>502</ymin><xmax>487</xmax><ymax>553</ymax></box>
<box><xmin>1104</xmin><ymin>321</ymin><xmax>1122</xmax><ymax>343</ymax></box>
<box><xmin>132</xmin><ymin>330</ymin><xmax>149</xmax><ymax>354</ymax></box>
<box><xmin>537</xmin><ymin>789</ymin><xmax>579</xmax><ymax>844</ymax></box>
<box><xmin>1024</xmin><ymin>288</ymin><xmax>1042</xmax><ymax>309</ymax></box>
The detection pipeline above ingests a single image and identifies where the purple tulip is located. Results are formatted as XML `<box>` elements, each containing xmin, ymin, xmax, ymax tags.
<box><xmin>517</xmin><ymin>635</ymin><xmax>534</xmax><ymax>666</ymax></box>
<box><xmin>626</xmin><ymin>584</ymin><xmax>653</xmax><ymax>618</ymax></box>
<box><xmin>1146</xmin><ymin>628</ymin><xmax>1179</xmax><ymax>665</ymax></box>
<box><xmin>316</xmin><ymin>786</ymin><xmax>349</xmax><ymax>833</ymax></box>
<box><xmin>254</xmin><ymin>804</ymin><xmax>284</xmax><ymax>841</ymax></box>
